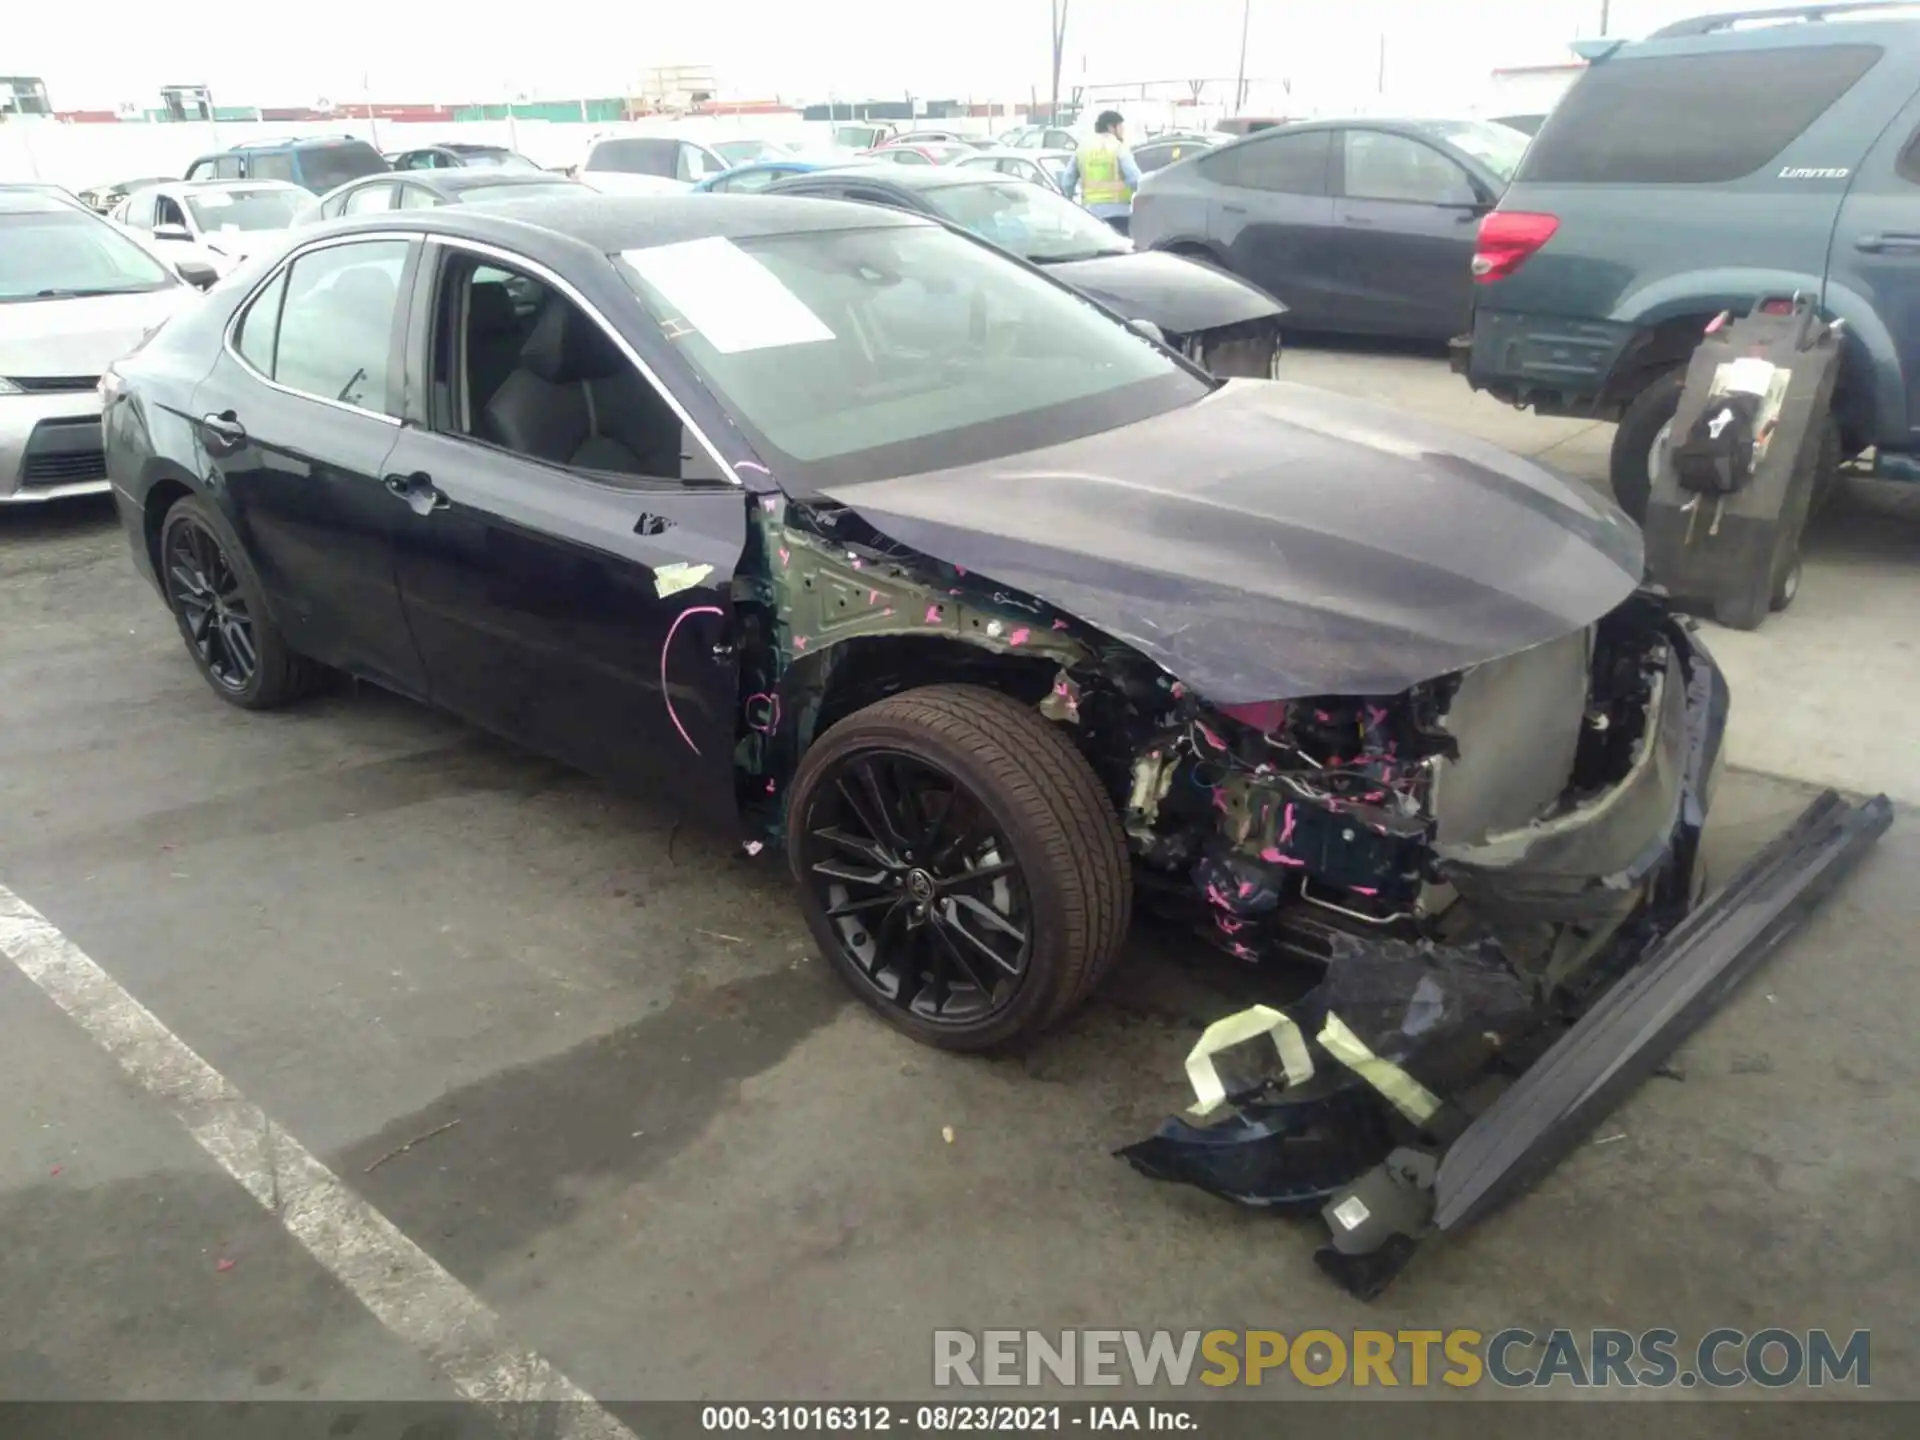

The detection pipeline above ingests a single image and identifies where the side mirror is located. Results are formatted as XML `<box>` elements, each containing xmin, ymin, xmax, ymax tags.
<box><xmin>153</xmin><ymin>222</ymin><xmax>193</xmax><ymax>242</ymax></box>
<box><xmin>1126</xmin><ymin>316</ymin><xmax>1167</xmax><ymax>346</ymax></box>
<box><xmin>175</xmin><ymin>259</ymin><xmax>220</xmax><ymax>290</ymax></box>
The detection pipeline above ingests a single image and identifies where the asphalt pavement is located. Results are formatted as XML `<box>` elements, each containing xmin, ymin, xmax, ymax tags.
<box><xmin>2</xmin><ymin>344</ymin><xmax>1917</xmax><ymax>1419</ymax></box>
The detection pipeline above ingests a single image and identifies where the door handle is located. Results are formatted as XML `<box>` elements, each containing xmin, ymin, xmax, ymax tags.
<box><xmin>1855</xmin><ymin>232</ymin><xmax>1920</xmax><ymax>254</ymax></box>
<box><xmin>1221</xmin><ymin>203</ymin><xmax>1248</xmax><ymax>215</ymax></box>
<box><xmin>1342</xmin><ymin>214</ymin><xmax>1375</xmax><ymax>226</ymax></box>
<box><xmin>199</xmin><ymin>410</ymin><xmax>247</xmax><ymax>449</ymax></box>
<box><xmin>383</xmin><ymin>471</ymin><xmax>449</xmax><ymax>516</ymax></box>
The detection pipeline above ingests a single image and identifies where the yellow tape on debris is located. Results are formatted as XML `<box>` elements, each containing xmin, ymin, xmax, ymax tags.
<box><xmin>1184</xmin><ymin>1005</ymin><xmax>1314</xmax><ymax>1118</ymax></box>
<box><xmin>1316</xmin><ymin>1012</ymin><xmax>1443</xmax><ymax>1126</ymax></box>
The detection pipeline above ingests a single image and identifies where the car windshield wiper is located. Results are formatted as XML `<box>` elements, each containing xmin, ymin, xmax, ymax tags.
<box><xmin>32</xmin><ymin>287</ymin><xmax>137</xmax><ymax>299</ymax></box>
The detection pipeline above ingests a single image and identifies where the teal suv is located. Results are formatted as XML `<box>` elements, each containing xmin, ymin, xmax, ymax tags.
<box><xmin>1455</xmin><ymin>3</ymin><xmax>1920</xmax><ymax>518</ymax></box>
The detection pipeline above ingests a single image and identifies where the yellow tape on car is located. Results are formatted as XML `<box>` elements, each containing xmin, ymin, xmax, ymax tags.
<box><xmin>1184</xmin><ymin>1005</ymin><xmax>1314</xmax><ymax>1118</ymax></box>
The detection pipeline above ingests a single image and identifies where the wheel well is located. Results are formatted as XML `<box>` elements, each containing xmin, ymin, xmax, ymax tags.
<box><xmin>804</xmin><ymin>636</ymin><xmax>1060</xmax><ymax>750</ymax></box>
<box><xmin>142</xmin><ymin>477</ymin><xmax>194</xmax><ymax>578</ymax></box>
<box><xmin>1597</xmin><ymin>315</ymin><xmax>1717</xmax><ymax>417</ymax></box>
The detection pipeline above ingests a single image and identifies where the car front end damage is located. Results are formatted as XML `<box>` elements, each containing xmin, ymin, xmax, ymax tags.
<box><xmin>1112</xmin><ymin>598</ymin><xmax>1891</xmax><ymax>1295</ymax></box>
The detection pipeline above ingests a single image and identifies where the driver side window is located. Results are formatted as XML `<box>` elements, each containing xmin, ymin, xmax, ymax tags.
<box><xmin>428</xmin><ymin>251</ymin><xmax>720</xmax><ymax>486</ymax></box>
<box><xmin>154</xmin><ymin>196</ymin><xmax>188</xmax><ymax>230</ymax></box>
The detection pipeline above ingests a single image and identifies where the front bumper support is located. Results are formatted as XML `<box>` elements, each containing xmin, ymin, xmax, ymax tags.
<box><xmin>1126</xmin><ymin>787</ymin><xmax>1892</xmax><ymax>1299</ymax></box>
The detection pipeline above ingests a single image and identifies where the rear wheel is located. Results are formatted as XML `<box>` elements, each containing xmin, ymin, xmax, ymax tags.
<box><xmin>787</xmin><ymin>685</ymin><xmax>1131</xmax><ymax>1051</ymax></box>
<box><xmin>159</xmin><ymin>496</ymin><xmax>322</xmax><ymax>709</ymax></box>
<box><xmin>1609</xmin><ymin>368</ymin><xmax>1685</xmax><ymax>523</ymax></box>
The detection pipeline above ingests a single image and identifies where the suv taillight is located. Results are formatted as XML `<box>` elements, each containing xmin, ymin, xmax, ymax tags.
<box><xmin>1472</xmin><ymin>211</ymin><xmax>1559</xmax><ymax>284</ymax></box>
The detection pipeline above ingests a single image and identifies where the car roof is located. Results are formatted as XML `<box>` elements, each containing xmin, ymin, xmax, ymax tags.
<box><xmin>161</xmin><ymin>179</ymin><xmax>306</xmax><ymax>195</ymax></box>
<box><xmin>801</xmin><ymin>164</ymin><xmax>1002</xmax><ymax>192</ymax></box>
<box><xmin>323</xmin><ymin>192</ymin><xmax>929</xmax><ymax>252</ymax></box>
<box><xmin>399</xmin><ymin>169</ymin><xmax>578</xmax><ymax>195</ymax></box>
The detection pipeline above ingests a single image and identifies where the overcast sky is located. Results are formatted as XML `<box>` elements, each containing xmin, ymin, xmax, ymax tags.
<box><xmin>18</xmin><ymin>1</ymin><xmax>1719</xmax><ymax>110</ymax></box>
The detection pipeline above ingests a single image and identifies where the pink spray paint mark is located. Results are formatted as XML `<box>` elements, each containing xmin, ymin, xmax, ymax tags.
<box><xmin>793</xmin><ymin>635</ymin><xmax>809</xmax><ymax>651</ymax></box>
<box><xmin>1215</xmin><ymin>913</ymin><xmax>1246</xmax><ymax>936</ymax></box>
<box><xmin>746</xmin><ymin>692</ymin><xmax>782</xmax><ymax>734</ymax></box>
<box><xmin>1051</xmin><ymin>618</ymin><xmax>1069</xmax><ymax>631</ymax></box>
<box><xmin>1236</xmin><ymin>880</ymin><xmax>1256</xmax><ymax>899</ymax></box>
<box><xmin>1279</xmin><ymin>804</ymin><xmax>1297</xmax><ymax>844</ymax></box>
<box><xmin>1008</xmin><ymin>627</ymin><xmax>1030</xmax><ymax>647</ymax></box>
<box><xmin>1206</xmin><ymin>882</ymin><xmax>1235</xmax><ymax>910</ymax></box>
<box><xmin>1260</xmin><ymin>847</ymin><xmax>1306</xmax><ymax>868</ymax></box>
<box><xmin>881</xmin><ymin>607</ymin><xmax>894</xmax><ymax>617</ymax></box>
<box><xmin>868</xmin><ymin>589</ymin><xmax>881</xmax><ymax>605</ymax></box>
<box><xmin>1211</xmin><ymin>787</ymin><xmax>1232</xmax><ymax>814</ymax></box>
<box><xmin>759</xmin><ymin>495</ymin><xmax>778</xmax><ymax>512</ymax></box>
<box><xmin>1366</xmin><ymin>705</ymin><xmax>1389</xmax><ymax>728</ymax></box>
<box><xmin>1351</xmin><ymin>886</ymin><xmax>1379</xmax><ymax>897</ymax></box>
<box><xmin>1171</xmin><ymin>682</ymin><xmax>1187</xmax><ymax>699</ymax></box>
<box><xmin>766</xmin><ymin>778</ymin><xmax>777</xmax><ymax>795</ymax></box>
<box><xmin>924</xmin><ymin>605</ymin><xmax>943</xmax><ymax>624</ymax></box>
<box><xmin>660</xmin><ymin>605</ymin><xmax>725</xmax><ymax>756</ymax></box>
<box><xmin>1315</xmin><ymin>709</ymin><xmax>1332</xmax><ymax>723</ymax></box>
<box><xmin>954</xmin><ymin>565</ymin><xmax>966</xmax><ymax>576</ymax></box>
<box><xmin>778</xmin><ymin>547</ymin><xmax>790</xmax><ymax>567</ymax></box>
<box><xmin>852</xmin><ymin>557</ymin><xmax>865</xmax><ymax>570</ymax></box>
<box><xmin>948</xmin><ymin>588</ymin><xmax>961</xmax><ymax>596</ymax></box>
<box><xmin>1196</xmin><ymin>722</ymin><xmax>1226</xmax><ymax>751</ymax></box>
<box><xmin>1230</xmin><ymin>942</ymin><xmax>1258</xmax><ymax>961</ymax></box>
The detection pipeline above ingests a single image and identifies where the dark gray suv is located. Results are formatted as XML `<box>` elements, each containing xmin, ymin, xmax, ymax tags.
<box><xmin>1456</xmin><ymin>3</ymin><xmax>1920</xmax><ymax>516</ymax></box>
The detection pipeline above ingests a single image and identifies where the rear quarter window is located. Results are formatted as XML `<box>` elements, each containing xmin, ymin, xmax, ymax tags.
<box><xmin>1518</xmin><ymin>44</ymin><xmax>1884</xmax><ymax>185</ymax></box>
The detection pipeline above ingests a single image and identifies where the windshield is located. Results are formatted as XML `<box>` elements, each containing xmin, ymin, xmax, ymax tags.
<box><xmin>1415</xmin><ymin>120</ymin><xmax>1532</xmax><ymax>183</ymax></box>
<box><xmin>614</xmin><ymin>223</ymin><xmax>1202</xmax><ymax>490</ymax></box>
<box><xmin>586</xmin><ymin>138</ymin><xmax>676</xmax><ymax>176</ymax></box>
<box><xmin>0</xmin><ymin>207</ymin><xmax>175</xmax><ymax>301</ymax></box>
<box><xmin>715</xmin><ymin>139</ymin><xmax>787</xmax><ymax>166</ymax></box>
<box><xmin>461</xmin><ymin>180</ymin><xmax>586</xmax><ymax>202</ymax></box>
<box><xmin>299</xmin><ymin>144</ymin><xmax>390</xmax><ymax>193</ymax></box>
<box><xmin>186</xmin><ymin>188</ymin><xmax>301</xmax><ymax>232</ymax></box>
<box><xmin>922</xmin><ymin>180</ymin><xmax>1130</xmax><ymax>262</ymax></box>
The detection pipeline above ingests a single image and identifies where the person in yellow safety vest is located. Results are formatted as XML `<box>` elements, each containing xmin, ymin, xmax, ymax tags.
<box><xmin>1062</xmin><ymin>110</ymin><xmax>1142</xmax><ymax>236</ymax></box>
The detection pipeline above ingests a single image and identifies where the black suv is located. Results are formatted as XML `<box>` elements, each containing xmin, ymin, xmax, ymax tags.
<box><xmin>1456</xmin><ymin>3</ymin><xmax>1920</xmax><ymax>516</ymax></box>
<box><xmin>184</xmin><ymin>136</ymin><xmax>389</xmax><ymax>195</ymax></box>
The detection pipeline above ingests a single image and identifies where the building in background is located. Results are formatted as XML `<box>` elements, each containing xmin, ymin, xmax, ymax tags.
<box><xmin>0</xmin><ymin>76</ymin><xmax>51</xmax><ymax>119</ymax></box>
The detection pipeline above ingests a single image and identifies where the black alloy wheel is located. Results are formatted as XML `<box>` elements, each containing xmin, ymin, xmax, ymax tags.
<box><xmin>799</xmin><ymin>748</ymin><xmax>1032</xmax><ymax>1028</ymax></box>
<box><xmin>158</xmin><ymin>495</ymin><xmax>322</xmax><ymax>709</ymax></box>
<box><xmin>164</xmin><ymin>513</ymin><xmax>257</xmax><ymax>694</ymax></box>
<box><xmin>787</xmin><ymin>685</ymin><xmax>1132</xmax><ymax>1051</ymax></box>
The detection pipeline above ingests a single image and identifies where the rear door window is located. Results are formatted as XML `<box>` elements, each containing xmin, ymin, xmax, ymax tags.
<box><xmin>247</xmin><ymin>151</ymin><xmax>297</xmax><ymax>184</ymax></box>
<box><xmin>269</xmin><ymin>239</ymin><xmax>410</xmax><ymax>414</ymax></box>
<box><xmin>1519</xmin><ymin>44</ymin><xmax>1884</xmax><ymax>185</ymax></box>
<box><xmin>1198</xmin><ymin>130</ymin><xmax>1331</xmax><ymax>195</ymax></box>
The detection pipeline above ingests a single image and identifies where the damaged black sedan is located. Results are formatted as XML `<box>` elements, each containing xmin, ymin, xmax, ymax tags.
<box><xmin>102</xmin><ymin>196</ymin><xmax>1889</xmax><ymax>1292</ymax></box>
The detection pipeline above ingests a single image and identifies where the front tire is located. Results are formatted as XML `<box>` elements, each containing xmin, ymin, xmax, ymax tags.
<box><xmin>159</xmin><ymin>496</ymin><xmax>321</xmax><ymax>710</ymax></box>
<box><xmin>787</xmin><ymin>685</ymin><xmax>1131</xmax><ymax>1051</ymax></box>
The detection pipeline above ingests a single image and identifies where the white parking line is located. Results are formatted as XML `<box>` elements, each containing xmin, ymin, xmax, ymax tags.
<box><xmin>0</xmin><ymin>883</ymin><xmax>638</xmax><ymax>1439</ymax></box>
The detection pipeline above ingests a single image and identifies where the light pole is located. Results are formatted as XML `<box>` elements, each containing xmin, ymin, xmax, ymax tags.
<box><xmin>1049</xmin><ymin>0</ymin><xmax>1070</xmax><ymax>124</ymax></box>
<box><xmin>1234</xmin><ymin>0</ymin><xmax>1251</xmax><ymax>117</ymax></box>
<box><xmin>1600</xmin><ymin>0</ymin><xmax>1611</xmax><ymax>35</ymax></box>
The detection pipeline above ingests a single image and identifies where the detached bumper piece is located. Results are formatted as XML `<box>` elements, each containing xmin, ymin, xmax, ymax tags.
<box><xmin>1123</xmin><ymin>788</ymin><xmax>1892</xmax><ymax>1298</ymax></box>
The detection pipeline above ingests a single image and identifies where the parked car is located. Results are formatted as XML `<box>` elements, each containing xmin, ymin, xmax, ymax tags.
<box><xmin>1132</xmin><ymin>135</ymin><xmax>1220</xmax><ymax>175</ymax></box>
<box><xmin>99</xmin><ymin>198</ymin><xmax>1732</xmax><ymax>1152</ymax></box>
<box><xmin>185</xmin><ymin>136</ymin><xmax>389</xmax><ymax>195</ymax></box>
<box><xmin>109</xmin><ymin>180</ymin><xmax>306</xmax><ymax>279</ymax></box>
<box><xmin>388</xmin><ymin>144</ymin><xmax>544</xmax><ymax>173</ymax></box>
<box><xmin>881</xmin><ymin>129</ymin><xmax>970</xmax><ymax>146</ymax></box>
<box><xmin>951</xmin><ymin>148</ymin><xmax>1069</xmax><ymax>192</ymax></box>
<box><xmin>1131</xmin><ymin>118</ymin><xmax>1530</xmax><ymax>342</ymax></box>
<box><xmin>1214</xmin><ymin>116</ymin><xmax>1292</xmax><ymax>136</ymax></box>
<box><xmin>828</xmin><ymin>122</ymin><xmax>900</xmax><ymax>151</ymax></box>
<box><xmin>1488</xmin><ymin>113</ymin><xmax>1548</xmax><ymax>137</ymax></box>
<box><xmin>762</xmin><ymin>165</ymin><xmax>1285</xmax><ymax>375</ymax></box>
<box><xmin>1456</xmin><ymin>3</ymin><xmax>1920</xmax><ymax>516</ymax></box>
<box><xmin>77</xmin><ymin>177</ymin><xmax>173</xmax><ymax>214</ymax></box>
<box><xmin>578</xmin><ymin>135</ymin><xmax>731</xmax><ymax>194</ymax></box>
<box><xmin>862</xmin><ymin>142</ymin><xmax>974</xmax><ymax>166</ymax></box>
<box><xmin>1</xmin><ymin>190</ymin><xmax>208</xmax><ymax>504</ymax></box>
<box><xmin>998</xmin><ymin>123</ymin><xmax>1080</xmax><ymax>151</ymax></box>
<box><xmin>294</xmin><ymin>169</ymin><xmax>591</xmax><ymax>224</ymax></box>
<box><xmin>711</xmin><ymin>138</ymin><xmax>796</xmax><ymax>167</ymax></box>
<box><xmin>693</xmin><ymin>158</ymin><xmax>853</xmax><ymax>193</ymax></box>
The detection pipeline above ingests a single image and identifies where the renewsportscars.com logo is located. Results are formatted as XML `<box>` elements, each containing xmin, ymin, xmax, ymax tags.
<box><xmin>933</xmin><ymin>1328</ymin><xmax>1871</xmax><ymax>1390</ymax></box>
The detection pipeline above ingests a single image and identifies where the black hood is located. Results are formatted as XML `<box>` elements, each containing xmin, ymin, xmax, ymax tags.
<box><xmin>1043</xmin><ymin>249</ymin><xmax>1284</xmax><ymax>335</ymax></box>
<box><xmin>819</xmin><ymin>380</ymin><xmax>1644</xmax><ymax>704</ymax></box>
